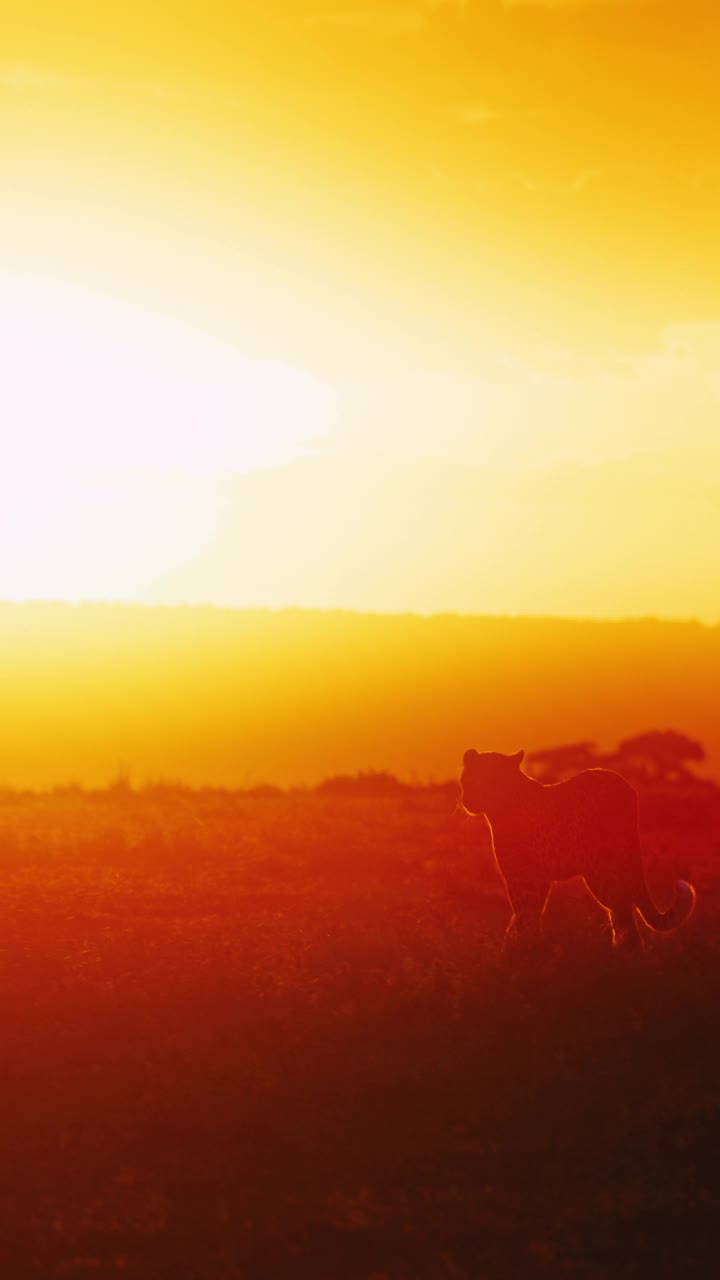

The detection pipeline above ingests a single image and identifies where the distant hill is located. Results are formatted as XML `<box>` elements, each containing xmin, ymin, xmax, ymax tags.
<box><xmin>0</xmin><ymin>604</ymin><xmax>717</xmax><ymax>788</ymax></box>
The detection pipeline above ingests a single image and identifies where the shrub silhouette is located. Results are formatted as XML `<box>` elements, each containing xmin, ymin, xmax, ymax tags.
<box><xmin>317</xmin><ymin>770</ymin><xmax>407</xmax><ymax>797</ymax></box>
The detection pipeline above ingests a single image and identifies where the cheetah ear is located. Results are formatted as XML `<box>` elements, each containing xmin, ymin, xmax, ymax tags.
<box><xmin>511</xmin><ymin>749</ymin><xmax>525</xmax><ymax>766</ymax></box>
<box><xmin>463</xmin><ymin>749</ymin><xmax>479</xmax><ymax>767</ymax></box>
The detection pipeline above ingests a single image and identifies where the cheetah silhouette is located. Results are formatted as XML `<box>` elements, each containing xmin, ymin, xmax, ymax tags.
<box><xmin>461</xmin><ymin>748</ymin><xmax>696</xmax><ymax>948</ymax></box>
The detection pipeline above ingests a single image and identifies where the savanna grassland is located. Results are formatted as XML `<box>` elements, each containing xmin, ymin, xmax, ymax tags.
<box><xmin>1</xmin><ymin>774</ymin><xmax>719</xmax><ymax>1279</ymax></box>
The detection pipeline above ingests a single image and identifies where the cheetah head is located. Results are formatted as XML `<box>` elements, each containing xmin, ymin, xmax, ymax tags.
<box><xmin>460</xmin><ymin>749</ymin><xmax>525</xmax><ymax>816</ymax></box>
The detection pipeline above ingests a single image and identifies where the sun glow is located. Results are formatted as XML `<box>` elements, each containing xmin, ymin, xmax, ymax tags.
<box><xmin>1</xmin><ymin>274</ymin><xmax>336</xmax><ymax>601</ymax></box>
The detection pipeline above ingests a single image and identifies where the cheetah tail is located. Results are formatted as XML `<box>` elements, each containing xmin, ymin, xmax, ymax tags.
<box><xmin>634</xmin><ymin>879</ymin><xmax>697</xmax><ymax>933</ymax></box>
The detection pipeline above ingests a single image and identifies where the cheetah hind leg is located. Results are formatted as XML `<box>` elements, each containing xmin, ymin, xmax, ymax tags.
<box><xmin>583</xmin><ymin>868</ymin><xmax>645</xmax><ymax>951</ymax></box>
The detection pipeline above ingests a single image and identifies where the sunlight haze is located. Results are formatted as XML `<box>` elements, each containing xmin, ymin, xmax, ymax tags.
<box><xmin>1</xmin><ymin>2</ymin><xmax>719</xmax><ymax>617</ymax></box>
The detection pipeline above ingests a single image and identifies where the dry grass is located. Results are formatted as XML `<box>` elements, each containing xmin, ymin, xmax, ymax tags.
<box><xmin>0</xmin><ymin>783</ymin><xmax>718</xmax><ymax>1278</ymax></box>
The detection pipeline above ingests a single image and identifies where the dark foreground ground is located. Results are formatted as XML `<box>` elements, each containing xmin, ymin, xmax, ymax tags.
<box><xmin>0</xmin><ymin>780</ymin><xmax>718</xmax><ymax>1278</ymax></box>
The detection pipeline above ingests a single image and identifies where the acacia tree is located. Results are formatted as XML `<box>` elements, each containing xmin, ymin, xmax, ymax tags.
<box><xmin>526</xmin><ymin>741</ymin><xmax>600</xmax><ymax>784</ymax></box>
<box><xmin>616</xmin><ymin>730</ymin><xmax>705</xmax><ymax>784</ymax></box>
<box><xmin>527</xmin><ymin>731</ymin><xmax>708</xmax><ymax>786</ymax></box>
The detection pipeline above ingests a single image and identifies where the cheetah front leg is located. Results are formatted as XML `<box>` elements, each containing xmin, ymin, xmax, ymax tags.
<box><xmin>503</xmin><ymin>876</ymin><xmax>551</xmax><ymax>948</ymax></box>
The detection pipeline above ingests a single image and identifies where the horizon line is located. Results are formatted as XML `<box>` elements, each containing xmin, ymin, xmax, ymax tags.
<box><xmin>0</xmin><ymin>599</ymin><xmax>716</xmax><ymax>629</ymax></box>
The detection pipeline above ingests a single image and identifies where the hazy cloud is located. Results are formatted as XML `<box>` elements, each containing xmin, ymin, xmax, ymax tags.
<box><xmin>0</xmin><ymin>63</ymin><xmax>250</xmax><ymax>114</ymax></box>
<box><xmin>306</xmin><ymin>0</ymin><xmax>466</xmax><ymax>35</ymax></box>
<box><xmin>332</xmin><ymin>324</ymin><xmax>720</xmax><ymax>469</ymax></box>
<box><xmin>475</xmin><ymin>167</ymin><xmax>603</xmax><ymax>194</ymax></box>
<box><xmin>455</xmin><ymin>101</ymin><xmax>500</xmax><ymax>125</ymax></box>
<box><xmin>306</xmin><ymin>5</ymin><xmax>426</xmax><ymax>33</ymax></box>
<box><xmin>0</xmin><ymin>62</ymin><xmax>176</xmax><ymax>100</ymax></box>
<box><xmin>0</xmin><ymin>64</ymin><xmax>81</xmax><ymax>91</ymax></box>
<box><xmin>502</xmin><ymin>1</ymin><xmax>652</xmax><ymax>7</ymax></box>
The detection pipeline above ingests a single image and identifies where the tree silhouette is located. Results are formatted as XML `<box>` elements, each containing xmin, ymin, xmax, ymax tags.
<box><xmin>527</xmin><ymin>731</ymin><xmax>709</xmax><ymax>788</ymax></box>
<box><xmin>526</xmin><ymin>741</ymin><xmax>600</xmax><ymax>784</ymax></box>
<box><xmin>615</xmin><ymin>730</ymin><xmax>706</xmax><ymax>785</ymax></box>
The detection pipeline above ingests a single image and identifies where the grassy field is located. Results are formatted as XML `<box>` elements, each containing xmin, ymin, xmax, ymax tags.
<box><xmin>0</xmin><ymin>779</ymin><xmax>718</xmax><ymax>1278</ymax></box>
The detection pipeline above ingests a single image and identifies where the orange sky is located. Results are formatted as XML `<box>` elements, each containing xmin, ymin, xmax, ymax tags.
<box><xmin>1</xmin><ymin>2</ymin><xmax>719</xmax><ymax>618</ymax></box>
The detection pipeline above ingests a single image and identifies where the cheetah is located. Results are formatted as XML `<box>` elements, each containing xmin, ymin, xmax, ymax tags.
<box><xmin>461</xmin><ymin>748</ymin><xmax>696</xmax><ymax>948</ymax></box>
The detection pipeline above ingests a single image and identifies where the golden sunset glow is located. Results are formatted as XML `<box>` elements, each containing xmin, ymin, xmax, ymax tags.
<box><xmin>3</xmin><ymin>16</ymin><xmax>720</xmax><ymax>1265</ymax></box>
<box><xmin>1</xmin><ymin>1</ymin><xmax>718</xmax><ymax>617</ymax></box>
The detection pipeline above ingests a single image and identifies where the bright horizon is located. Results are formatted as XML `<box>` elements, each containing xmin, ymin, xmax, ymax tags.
<box><xmin>2</xmin><ymin>3</ymin><xmax>719</xmax><ymax>620</ymax></box>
